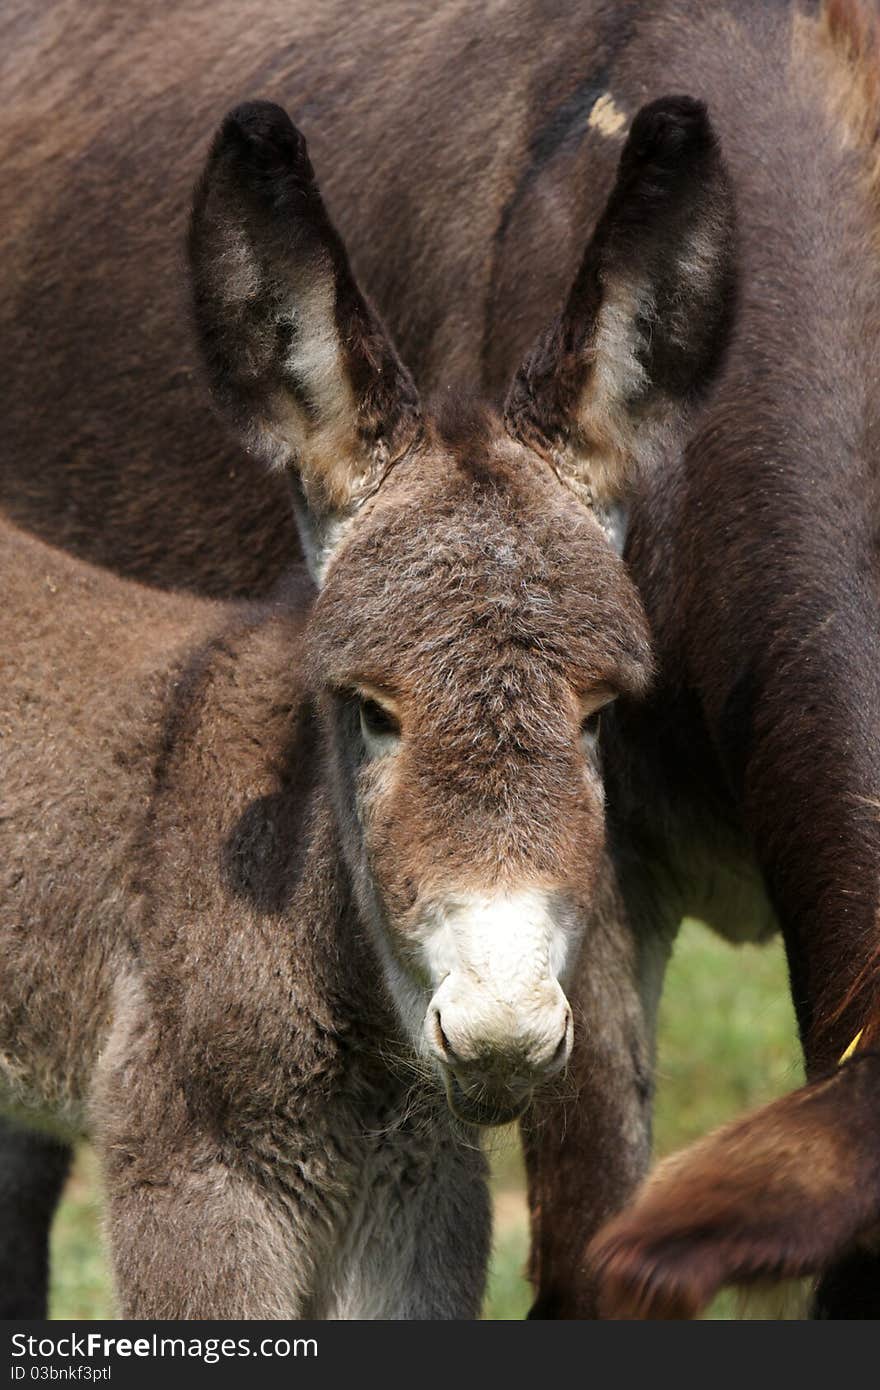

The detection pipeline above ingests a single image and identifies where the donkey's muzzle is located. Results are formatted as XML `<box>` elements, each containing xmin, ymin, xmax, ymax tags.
<box><xmin>445</xmin><ymin>1072</ymin><xmax>533</xmax><ymax>1128</ymax></box>
<box><xmin>427</xmin><ymin>988</ymin><xmax>573</xmax><ymax>1127</ymax></box>
<box><xmin>418</xmin><ymin>889</ymin><xmax>576</xmax><ymax>1124</ymax></box>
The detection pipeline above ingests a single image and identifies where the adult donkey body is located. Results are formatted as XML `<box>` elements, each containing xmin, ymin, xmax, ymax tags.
<box><xmin>4</xmin><ymin>0</ymin><xmax>880</xmax><ymax>1317</ymax></box>
<box><xmin>0</xmin><ymin>97</ymin><xmax>733</xmax><ymax>1315</ymax></box>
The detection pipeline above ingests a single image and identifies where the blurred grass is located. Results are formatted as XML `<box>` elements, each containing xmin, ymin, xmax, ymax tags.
<box><xmin>49</xmin><ymin>1147</ymin><xmax>108</xmax><ymax>1319</ymax></box>
<box><xmin>49</xmin><ymin>919</ymin><xmax>801</xmax><ymax>1320</ymax></box>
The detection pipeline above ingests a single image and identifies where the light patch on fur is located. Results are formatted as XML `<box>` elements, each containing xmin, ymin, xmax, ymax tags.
<box><xmin>283</xmin><ymin>274</ymin><xmax>347</xmax><ymax>410</ymax></box>
<box><xmin>420</xmin><ymin>890</ymin><xmax>572</xmax><ymax>1063</ymax></box>
<box><xmin>292</xmin><ymin>496</ymin><xmax>356</xmax><ymax>585</ymax></box>
<box><xmin>588</xmin><ymin>93</ymin><xmax>628</xmax><ymax>139</ymax></box>
<box><xmin>312</xmin><ymin>1111</ymin><xmax>489</xmax><ymax>1319</ymax></box>
<box><xmin>258</xmin><ymin>258</ymin><xmax>391</xmax><ymax>584</ymax></box>
<box><xmin>669</xmin><ymin>217</ymin><xmax>726</xmax><ymax>347</ymax></box>
<box><xmin>593</xmin><ymin>501</ymin><xmax>629</xmax><ymax>555</ymax></box>
<box><xmin>196</xmin><ymin>180</ymin><xmax>394</xmax><ymax>579</ymax></box>
<box><xmin>210</xmin><ymin>225</ymin><xmax>372</xmax><ymax>513</ymax></box>
<box><xmin>551</xmin><ymin>276</ymin><xmax>654</xmax><ymax>526</ymax></box>
<box><xmin>274</xmin><ymin>263</ymin><xmax>372</xmax><ymax>513</ymax></box>
<box><xmin>589</xmin><ymin>278</ymin><xmax>653</xmax><ymax>440</ymax></box>
<box><xmin>216</xmin><ymin>223</ymin><xmax>263</xmax><ymax>303</ymax></box>
<box><xmin>794</xmin><ymin>1</ymin><xmax>880</xmax><ymax>211</ymax></box>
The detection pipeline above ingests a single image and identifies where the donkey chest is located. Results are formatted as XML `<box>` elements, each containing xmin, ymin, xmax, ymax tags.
<box><xmin>308</xmin><ymin>1145</ymin><xmax>424</xmax><ymax>1318</ymax></box>
<box><xmin>300</xmin><ymin>1086</ymin><xmax>456</xmax><ymax>1319</ymax></box>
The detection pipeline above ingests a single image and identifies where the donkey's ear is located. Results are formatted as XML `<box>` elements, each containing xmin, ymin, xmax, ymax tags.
<box><xmin>505</xmin><ymin>96</ymin><xmax>735</xmax><ymax>549</ymax></box>
<box><xmin>189</xmin><ymin>101</ymin><xmax>422</xmax><ymax>580</ymax></box>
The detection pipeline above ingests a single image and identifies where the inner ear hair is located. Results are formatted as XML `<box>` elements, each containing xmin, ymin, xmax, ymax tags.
<box><xmin>188</xmin><ymin>101</ymin><xmax>422</xmax><ymax>568</ymax></box>
<box><xmin>505</xmin><ymin>95</ymin><xmax>737</xmax><ymax>520</ymax></box>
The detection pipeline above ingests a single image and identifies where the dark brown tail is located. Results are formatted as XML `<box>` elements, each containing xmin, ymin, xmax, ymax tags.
<box><xmin>587</xmin><ymin>1053</ymin><xmax>880</xmax><ymax>1318</ymax></box>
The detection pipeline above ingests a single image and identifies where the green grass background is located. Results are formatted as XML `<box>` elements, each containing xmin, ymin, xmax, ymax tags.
<box><xmin>49</xmin><ymin>920</ymin><xmax>802</xmax><ymax>1320</ymax></box>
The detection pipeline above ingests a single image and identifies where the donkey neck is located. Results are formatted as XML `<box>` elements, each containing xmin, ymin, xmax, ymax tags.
<box><xmin>137</xmin><ymin>587</ymin><xmax>407</xmax><ymax>1103</ymax></box>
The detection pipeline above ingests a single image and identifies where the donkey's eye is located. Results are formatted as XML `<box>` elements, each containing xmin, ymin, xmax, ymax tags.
<box><xmin>360</xmin><ymin>698</ymin><xmax>399</xmax><ymax>737</ymax></box>
<box><xmin>580</xmin><ymin>710</ymin><xmax>602</xmax><ymax>752</ymax></box>
<box><xmin>579</xmin><ymin>688</ymin><xmax>616</xmax><ymax>757</ymax></box>
<box><xmin>358</xmin><ymin>696</ymin><xmax>401</xmax><ymax>755</ymax></box>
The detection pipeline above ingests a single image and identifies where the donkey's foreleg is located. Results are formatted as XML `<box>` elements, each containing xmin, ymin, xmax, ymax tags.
<box><xmin>95</xmin><ymin>1060</ymin><xmax>316</xmax><ymax>1319</ymax></box>
<box><xmin>0</xmin><ymin>1118</ymin><xmax>71</xmax><ymax>1316</ymax></box>
<box><xmin>101</xmin><ymin>1142</ymin><xmax>311</xmax><ymax>1320</ymax></box>
<box><xmin>522</xmin><ymin>914</ymin><xmax>669</xmax><ymax>1318</ymax></box>
<box><xmin>710</xmin><ymin>622</ymin><xmax>880</xmax><ymax>1316</ymax></box>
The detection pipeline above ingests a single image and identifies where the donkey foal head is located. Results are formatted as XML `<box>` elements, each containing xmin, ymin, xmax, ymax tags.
<box><xmin>189</xmin><ymin>96</ymin><xmax>734</xmax><ymax>1124</ymax></box>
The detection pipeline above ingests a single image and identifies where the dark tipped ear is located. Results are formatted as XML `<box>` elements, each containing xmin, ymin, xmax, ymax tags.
<box><xmin>189</xmin><ymin>101</ymin><xmax>421</xmax><ymax>579</ymax></box>
<box><xmin>505</xmin><ymin>96</ymin><xmax>736</xmax><ymax>548</ymax></box>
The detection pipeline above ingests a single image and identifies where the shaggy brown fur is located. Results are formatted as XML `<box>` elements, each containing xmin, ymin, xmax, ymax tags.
<box><xmin>589</xmin><ymin>1051</ymin><xmax>880</xmax><ymax>1318</ymax></box>
<box><xmin>0</xmin><ymin>95</ymin><xmax>732</xmax><ymax>1316</ymax></box>
<box><xmin>579</xmin><ymin>0</ymin><xmax>880</xmax><ymax>1321</ymax></box>
<box><xmin>5</xmin><ymin>0</ymin><xmax>880</xmax><ymax>1320</ymax></box>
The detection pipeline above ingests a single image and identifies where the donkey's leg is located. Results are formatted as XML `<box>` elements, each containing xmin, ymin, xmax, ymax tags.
<box><xmin>96</xmin><ymin>1066</ymin><xmax>321</xmax><ymax>1318</ymax></box>
<box><xmin>798</xmin><ymin>971</ymin><xmax>880</xmax><ymax>1319</ymax></box>
<box><xmin>326</xmin><ymin>1131</ymin><xmax>491</xmax><ymax>1320</ymax></box>
<box><xmin>0</xmin><ymin>1118</ymin><xmax>71</xmax><ymax>1317</ymax></box>
<box><xmin>102</xmin><ymin>1145</ymin><xmax>313</xmax><ymax>1320</ymax></box>
<box><xmin>718</xmin><ymin>640</ymin><xmax>880</xmax><ymax>1317</ymax></box>
<box><xmin>100</xmin><ymin>1102</ymin><xmax>328</xmax><ymax>1322</ymax></box>
<box><xmin>587</xmin><ymin>1053</ymin><xmax>880</xmax><ymax>1317</ymax></box>
<box><xmin>522</xmin><ymin>906</ymin><xmax>671</xmax><ymax>1319</ymax></box>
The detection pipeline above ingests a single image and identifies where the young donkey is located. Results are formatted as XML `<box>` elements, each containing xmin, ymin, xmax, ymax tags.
<box><xmin>0</xmin><ymin>101</ymin><xmax>733</xmax><ymax>1315</ymax></box>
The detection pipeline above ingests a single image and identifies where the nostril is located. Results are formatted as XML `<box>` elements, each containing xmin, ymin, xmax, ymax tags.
<box><xmin>551</xmin><ymin>1026</ymin><xmax>569</xmax><ymax>1069</ymax></box>
<box><xmin>431</xmin><ymin>1009</ymin><xmax>455</xmax><ymax>1062</ymax></box>
<box><xmin>547</xmin><ymin>1008</ymin><xmax>573</xmax><ymax>1073</ymax></box>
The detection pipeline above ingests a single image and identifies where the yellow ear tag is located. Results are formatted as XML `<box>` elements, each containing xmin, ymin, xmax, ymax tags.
<box><xmin>839</xmin><ymin>1029</ymin><xmax>864</xmax><ymax>1064</ymax></box>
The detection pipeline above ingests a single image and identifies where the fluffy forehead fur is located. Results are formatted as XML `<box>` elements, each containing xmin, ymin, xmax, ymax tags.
<box><xmin>309</xmin><ymin>402</ymin><xmax>653</xmax><ymax>704</ymax></box>
<box><xmin>305</xmin><ymin>403</ymin><xmax>652</xmax><ymax>891</ymax></box>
